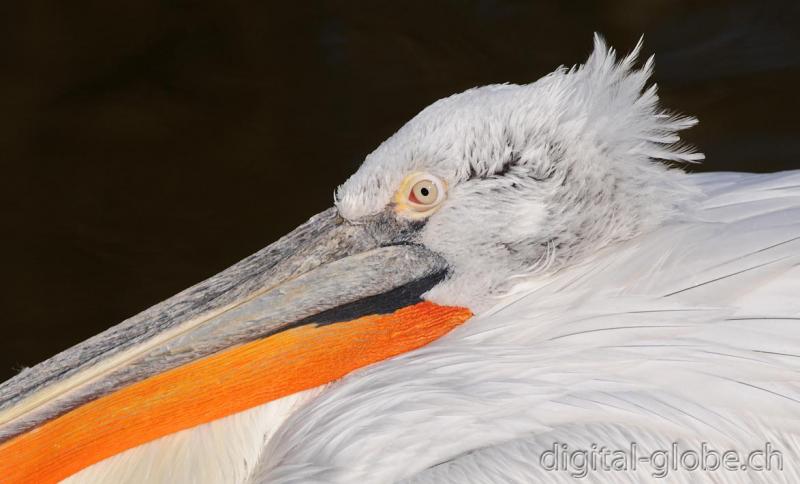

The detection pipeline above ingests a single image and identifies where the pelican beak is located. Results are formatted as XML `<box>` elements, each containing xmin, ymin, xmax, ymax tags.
<box><xmin>0</xmin><ymin>207</ymin><xmax>472</xmax><ymax>483</ymax></box>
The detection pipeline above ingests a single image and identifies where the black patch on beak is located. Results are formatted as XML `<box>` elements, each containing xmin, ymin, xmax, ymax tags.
<box><xmin>296</xmin><ymin>269</ymin><xmax>448</xmax><ymax>326</ymax></box>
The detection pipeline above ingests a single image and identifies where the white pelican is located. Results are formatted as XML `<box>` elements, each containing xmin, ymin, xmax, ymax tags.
<box><xmin>1</xmin><ymin>36</ymin><xmax>799</xmax><ymax>483</ymax></box>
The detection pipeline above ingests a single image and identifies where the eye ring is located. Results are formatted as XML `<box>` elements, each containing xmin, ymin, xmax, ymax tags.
<box><xmin>394</xmin><ymin>172</ymin><xmax>447</xmax><ymax>218</ymax></box>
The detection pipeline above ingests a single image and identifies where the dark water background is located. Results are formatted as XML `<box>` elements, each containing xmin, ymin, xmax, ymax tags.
<box><xmin>1</xmin><ymin>1</ymin><xmax>799</xmax><ymax>380</ymax></box>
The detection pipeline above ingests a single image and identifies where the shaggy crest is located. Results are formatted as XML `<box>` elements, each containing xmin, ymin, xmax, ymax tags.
<box><xmin>564</xmin><ymin>35</ymin><xmax>703</xmax><ymax>165</ymax></box>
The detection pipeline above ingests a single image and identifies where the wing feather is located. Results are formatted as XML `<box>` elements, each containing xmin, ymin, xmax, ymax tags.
<box><xmin>255</xmin><ymin>171</ymin><xmax>800</xmax><ymax>483</ymax></box>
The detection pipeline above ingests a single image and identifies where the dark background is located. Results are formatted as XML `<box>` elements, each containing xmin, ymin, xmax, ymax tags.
<box><xmin>1</xmin><ymin>0</ymin><xmax>799</xmax><ymax>380</ymax></box>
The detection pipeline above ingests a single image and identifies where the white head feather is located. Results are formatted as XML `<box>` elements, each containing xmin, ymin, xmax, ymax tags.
<box><xmin>336</xmin><ymin>35</ymin><xmax>704</xmax><ymax>310</ymax></box>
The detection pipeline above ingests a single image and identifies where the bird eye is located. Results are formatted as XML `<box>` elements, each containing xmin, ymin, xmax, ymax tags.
<box><xmin>394</xmin><ymin>172</ymin><xmax>447</xmax><ymax>218</ymax></box>
<box><xmin>409</xmin><ymin>179</ymin><xmax>438</xmax><ymax>205</ymax></box>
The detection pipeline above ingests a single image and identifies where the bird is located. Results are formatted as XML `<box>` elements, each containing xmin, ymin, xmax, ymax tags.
<box><xmin>1</xmin><ymin>35</ymin><xmax>799</xmax><ymax>483</ymax></box>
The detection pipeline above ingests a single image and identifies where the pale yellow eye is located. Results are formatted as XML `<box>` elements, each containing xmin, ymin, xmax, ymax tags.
<box><xmin>393</xmin><ymin>172</ymin><xmax>447</xmax><ymax>219</ymax></box>
<box><xmin>410</xmin><ymin>179</ymin><xmax>438</xmax><ymax>206</ymax></box>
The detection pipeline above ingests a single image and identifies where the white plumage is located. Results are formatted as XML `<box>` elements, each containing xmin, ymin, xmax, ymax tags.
<box><xmin>66</xmin><ymin>37</ymin><xmax>799</xmax><ymax>483</ymax></box>
<box><xmin>259</xmin><ymin>171</ymin><xmax>800</xmax><ymax>483</ymax></box>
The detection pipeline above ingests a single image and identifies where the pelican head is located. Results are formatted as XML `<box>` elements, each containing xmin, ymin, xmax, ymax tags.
<box><xmin>0</xmin><ymin>35</ymin><xmax>703</xmax><ymax>482</ymax></box>
<box><xmin>336</xmin><ymin>35</ymin><xmax>702</xmax><ymax>309</ymax></box>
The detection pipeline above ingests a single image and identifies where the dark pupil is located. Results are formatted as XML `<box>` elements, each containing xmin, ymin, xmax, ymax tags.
<box><xmin>420</xmin><ymin>187</ymin><xmax>430</xmax><ymax>197</ymax></box>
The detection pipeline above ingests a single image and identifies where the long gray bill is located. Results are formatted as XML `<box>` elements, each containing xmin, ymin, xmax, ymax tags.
<box><xmin>0</xmin><ymin>207</ymin><xmax>447</xmax><ymax>442</ymax></box>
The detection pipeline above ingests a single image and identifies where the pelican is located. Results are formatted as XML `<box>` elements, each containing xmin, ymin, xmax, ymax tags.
<box><xmin>1</xmin><ymin>36</ymin><xmax>799</xmax><ymax>483</ymax></box>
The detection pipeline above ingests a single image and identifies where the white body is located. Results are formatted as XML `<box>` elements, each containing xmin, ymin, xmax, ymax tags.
<box><xmin>260</xmin><ymin>170</ymin><xmax>800</xmax><ymax>484</ymax></box>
